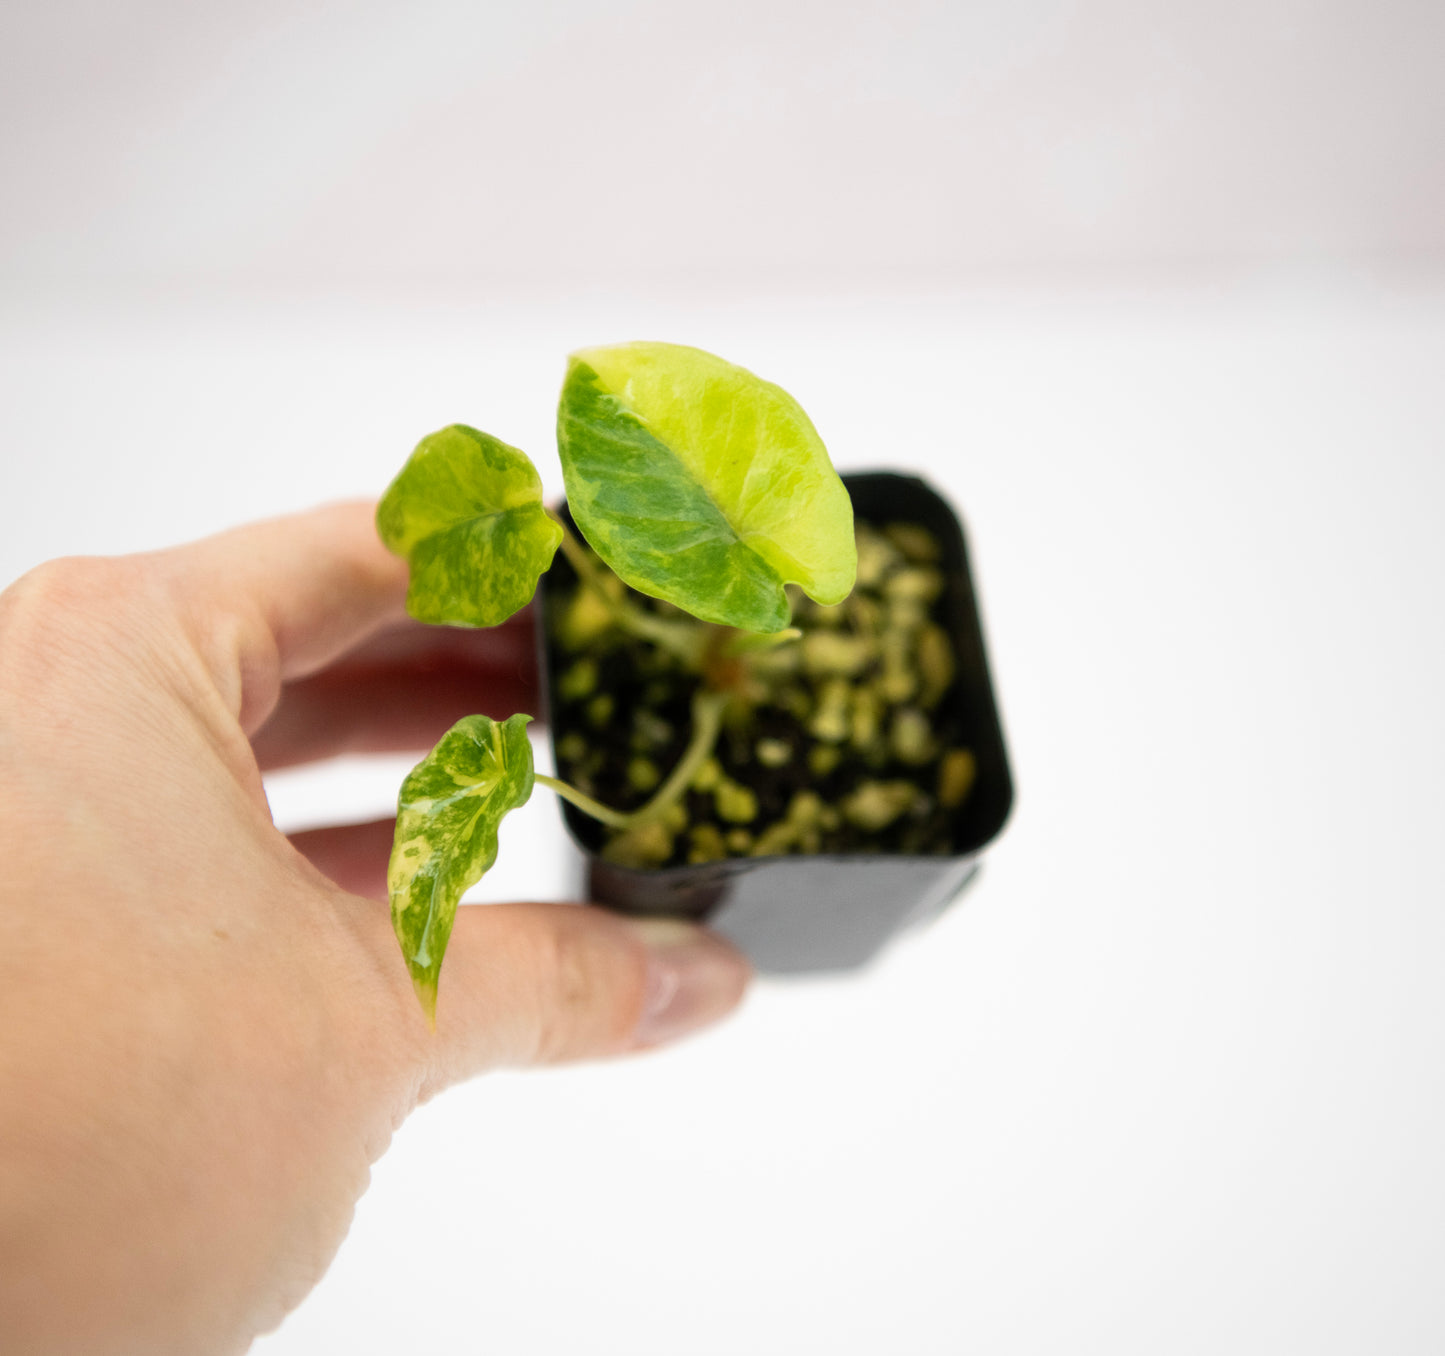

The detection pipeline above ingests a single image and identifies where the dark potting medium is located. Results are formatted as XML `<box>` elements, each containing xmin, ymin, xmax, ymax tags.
<box><xmin>538</xmin><ymin>472</ymin><xmax>1013</xmax><ymax>973</ymax></box>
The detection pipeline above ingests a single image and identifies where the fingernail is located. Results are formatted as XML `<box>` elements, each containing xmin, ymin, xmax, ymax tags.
<box><xmin>627</xmin><ymin>918</ymin><xmax>751</xmax><ymax>1049</ymax></box>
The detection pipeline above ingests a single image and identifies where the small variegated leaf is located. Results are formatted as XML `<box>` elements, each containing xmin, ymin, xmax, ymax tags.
<box><xmin>377</xmin><ymin>424</ymin><xmax>563</xmax><ymax>627</ymax></box>
<box><xmin>388</xmin><ymin>714</ymin><xmax>535</xmax><ymax>1022</ymax></box>
<box><xmin>557</xmin><ymin>342</ymin><xmax>856</xmax><ymax>633</ymax></box>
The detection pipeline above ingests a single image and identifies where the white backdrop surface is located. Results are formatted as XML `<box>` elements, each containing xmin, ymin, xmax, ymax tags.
<box><xmin>4</xmin><ymin>0</ymin><xmax>1443</xmax><ymax>295</ymax></box>
<box><xmin>2</xmin><ymin>284</ymin><xmax>1443</xmax><ymax>1352</ymax></box>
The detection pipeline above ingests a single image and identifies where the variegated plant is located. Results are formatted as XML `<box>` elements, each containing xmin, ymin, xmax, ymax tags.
<box><xmin>378</xmin><ymin>342</ymin><xmax>855</xmax><ymax>1021</ymax></box>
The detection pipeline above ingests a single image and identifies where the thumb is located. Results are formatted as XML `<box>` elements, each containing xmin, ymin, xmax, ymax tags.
<box><xmin>388</xmin><ymin>903</ymin><xmax>751</xmax><ymax>1093</ymax></box>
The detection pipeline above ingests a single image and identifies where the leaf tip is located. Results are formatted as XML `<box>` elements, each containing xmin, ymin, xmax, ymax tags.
<box><xmin>410</xmin><ymin>972</ymin><xmax>439</xmax><ymax>1030</ymax></box>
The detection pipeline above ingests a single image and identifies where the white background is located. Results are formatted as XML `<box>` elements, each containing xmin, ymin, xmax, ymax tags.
<box><xmin>2</xmin><ymin>3</ymin><xmax>1443</xmax><ymax>1352</ymax></box>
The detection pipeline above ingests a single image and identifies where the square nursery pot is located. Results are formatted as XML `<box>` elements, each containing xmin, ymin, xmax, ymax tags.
<box><xmin>539</xmin><ymin>471</ymin><xmax>1013</xmax><ymax>973</ymax></box>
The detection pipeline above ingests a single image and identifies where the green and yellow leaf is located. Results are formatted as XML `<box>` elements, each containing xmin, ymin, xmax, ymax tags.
<box><xmin>387</xmin><ymin>714</ymin><xmax>536</xmax><ymax>1022</ymax></box>
<box><xmin>377</xmin><ymin>424</ymin><xmax>562</xmax><ymax>627</ymax></box>
<box><xmin>557</xmin><ymin>342</ymin><xmax>856</xmax><ymax>633</ymax></box>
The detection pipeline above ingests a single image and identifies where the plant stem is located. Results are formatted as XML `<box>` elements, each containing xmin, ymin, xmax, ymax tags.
<box><xmin>536</xmin><ymin>688</ymin><xmax>730</xmax><ymax>833</ymax></box>
<box><xmin>626</xmin><ymin>689</ymin><xmax>729</xmax><ymax>826</ymax></box>
<box><xmin>548</xmin><ymin>514</ymin><xmax>705</xmax><ymax>666</ymax></box>
<box><xmin>534</xmin><ymin>775</ymin><xmax>635</xmax><ymax>830</ymax></box>
<box><xmin>723</xmin><ymin>626</ymin><xmax>802</xmax><ymax>658</ymax></box>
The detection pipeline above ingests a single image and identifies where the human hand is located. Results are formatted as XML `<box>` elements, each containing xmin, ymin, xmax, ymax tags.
<box><xmin>0</xmin><ymin>503</ymin><xmax>751</xmax><ymax>1355</ymax></box>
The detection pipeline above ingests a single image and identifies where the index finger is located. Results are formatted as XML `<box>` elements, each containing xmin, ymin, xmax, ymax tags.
<box><xmin>159</xmin><ymin>501</ymin><xmax>410</xmax><ymax>735</ymax></box>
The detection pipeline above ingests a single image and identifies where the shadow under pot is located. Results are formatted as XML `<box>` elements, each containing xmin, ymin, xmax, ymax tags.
<box><xmin>539</xmin><ymin>471</ymin><xmax>1013</xmax><ymax>974</ymax></box>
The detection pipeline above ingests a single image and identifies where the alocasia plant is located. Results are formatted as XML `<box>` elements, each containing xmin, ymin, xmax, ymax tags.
<box><xmin>378</xmin><ymin>341</ymin><xmax>855</xmax><ymax>1021</ymax></box>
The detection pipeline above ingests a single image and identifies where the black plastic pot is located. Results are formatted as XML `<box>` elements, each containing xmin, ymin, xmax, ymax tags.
<box><xmin>540</xmin><ymin>471</ymin><xmax>1013</xmax><ymax>973</ymax></box>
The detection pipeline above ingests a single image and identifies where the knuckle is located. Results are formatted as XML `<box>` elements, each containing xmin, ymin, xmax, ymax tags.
<box><xmin>526</xmin><ymin>917</ymin><xmax>649</xmax><ymax>1065</ymax></box>
<box><xmin>10</xmin><ymin>553</ymin><xmax>164</xmax><ymax>630</ymax></box>
<box><xmin>4</xmin><ymin>555</ymin><xmax>121</xmax><ymax>623</ymax></box>
<box><xmin>0</xmin><ymin>556</ymin><xmax>153</xmax><ymax>684</ymax></box>
<box><xmin>1</xmin><ymin>548</ymin><xmax>274</xmax><ymax>736</ymax></box>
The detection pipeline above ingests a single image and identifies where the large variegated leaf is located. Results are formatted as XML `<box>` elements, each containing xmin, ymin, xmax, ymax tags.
<box><xmin>377</xmin><ymin>424</ymin><xmax>562</xmax><ymax>627</ymax></box>
<box><xmin>556</xmin><ymin>342</ymin><xmax>855</xmax><ymax>633</ymax></box>
<box><xmin>388</xmin><ymin>714</ymin><xmax>535</xmax><ymax>1021</ymax></box>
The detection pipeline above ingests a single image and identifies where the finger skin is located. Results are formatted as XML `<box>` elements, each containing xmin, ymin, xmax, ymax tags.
<box><xmin>349</xmin><ymin>900</ymin><xmax>752</xmax><ymax>1092</ymax></box>
<box><xmin>458</xmin><ymin>905</ymin><xmax>750</xmax><ymax>1068</ymax></box>
<box><xmin>252</xmin><ymin>612</ymin><xmax>539</xmax><ymax>771</ymax></box>
<box><xmin>289</xmin><ymin>818</ymin><xmax>395</xmax><ymax>901</ymax></box>
<box><xmin>252</xmin><ymin>661</ymin><xmax>536</xmax><ymax>771</ymax></box>
<box><xmin>310</xmin><ymin>609</ymin><xmax>537</xmax><ymax>674</ymax></box>
<box><xmin>287</xmin><ymin>825</ymin><xmax>754</xmax><ymax>1071</ymax></box>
